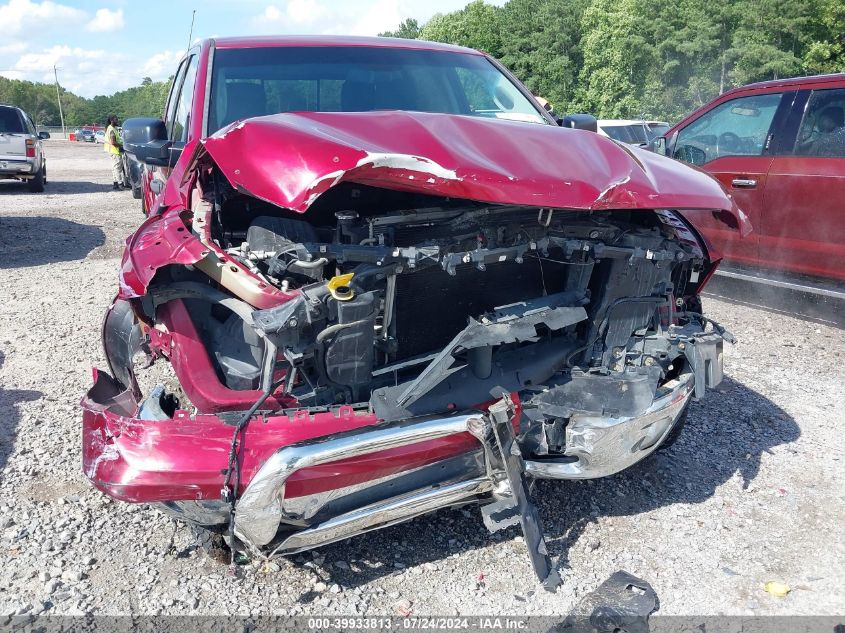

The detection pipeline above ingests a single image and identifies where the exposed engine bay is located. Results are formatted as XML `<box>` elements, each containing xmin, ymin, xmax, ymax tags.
<box><xmin>134</xmin><ymin>171</ymin><xmax>727</xmax><ymax>462</ymax></box>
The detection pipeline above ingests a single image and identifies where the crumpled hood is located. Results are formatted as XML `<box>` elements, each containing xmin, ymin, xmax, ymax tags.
<box><xmin>197</xmin><ymin>110</ymin><xmax>749</xmax><ymax>234</ymax></box>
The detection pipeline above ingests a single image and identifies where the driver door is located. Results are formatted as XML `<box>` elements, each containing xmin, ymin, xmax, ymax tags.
<box><xmin>671</xmin><ymin>91</ymin><xmax>790</xmax><ymax>266</ymax></box>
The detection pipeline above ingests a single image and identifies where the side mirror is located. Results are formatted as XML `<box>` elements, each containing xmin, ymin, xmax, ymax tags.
<box><xmin>652</xmin><ymin>136</ymin><xmax>667</xmax><ymax>156</ymax></box>
<box><xmin>123</xmin><ymin>117</ymin><xmax>172</xmax><ymax>167</ymax></box>
<box><xmin>557</xmin><ymin>113</ymin><xmax>598</xmax><ymax>133</ymax></box>
<box><xmin>37</xmin><ymin>131</ymin><xmax>50</xmax><ymax>140</ymax></box>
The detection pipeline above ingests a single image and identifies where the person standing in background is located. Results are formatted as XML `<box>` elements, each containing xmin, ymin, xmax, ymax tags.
<box><xmin>104</xmin><ymin>115</ymin><xmax>127</xmax><ymax>190</ymax></box>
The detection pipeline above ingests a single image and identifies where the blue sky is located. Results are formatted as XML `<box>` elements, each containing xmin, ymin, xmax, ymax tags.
<box><xmin>0</xmin><ymin>0</ymin><xmax>489</xmax><ymax>98</ymax></box>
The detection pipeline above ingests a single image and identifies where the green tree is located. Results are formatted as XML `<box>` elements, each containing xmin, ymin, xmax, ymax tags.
<box><xmin>802</xmin><ymin>0</ymin><xmax>845</xmax><ymax>73</ymax></box>
<box><xmin>379</xmin><ymin>18</ymin><xmax>422</xmax><ymax>39</ymax></box>
<box><xmin>729</xmin><ymin>0</ymin><xmax>812</xmax><ymax>84</ymax></box>
<box><xmin>420</xmin><ymin>0</ymin><xmax>504</xmax><ymax>56</ymax></box>
<box><xmin>498</xmin><ymin>0</ymin><xmax>589</xmax><ymax>111</ymax></box>
<box><xmin>574</xmin><ymin>0</ymin><xmax>653</xmax><ymax>118</ymax></box>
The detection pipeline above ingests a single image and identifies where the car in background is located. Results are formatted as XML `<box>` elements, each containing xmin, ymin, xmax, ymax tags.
<box><xmin>597</xmin><ymin>119</ymin><xmax>669</xmax><ymax>145</ymax></box>
<box><xmin>77</xmin><ymin>129</ymin><xmax>96</xmax><ymax>143</ymax></box>
<box><xmin>653</xmin><ymin>73</ymin><xmax>845</xmax><ymax>290</ymax></box>
<box><xmin>0</xmin><ymin>104</ymin><xmax>49</xmax><ymax>192</ymax></box>
<box><xmin>95</xmin><ymin>130</ymin><xmax>106</xmax><ymax>143</ymax></box>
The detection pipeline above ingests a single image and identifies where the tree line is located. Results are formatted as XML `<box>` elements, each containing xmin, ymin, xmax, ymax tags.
<box><xmin>381</xmin><ymin>0</ymin><xmax>845</xmax><ymax>121</ymax></box>
<box><xmin>0</xmin><ymin>76</ymin><xmax>171</xmax><ymax>128</ymax></box>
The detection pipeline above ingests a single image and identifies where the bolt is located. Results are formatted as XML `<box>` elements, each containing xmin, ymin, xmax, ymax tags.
<box><xmin>287</xmin><ymin>318</ymin><xmax>298</xmax><ymax>328</ymax></box>
<box><xmin>644</xmin><ymin>356</ymin><xmax>655</xmax><ymax>366</ymax></box>
<box><xmin>589</xmin><ymin>230</ymin><xmax>600</xmax><ymax>239</ymax></box>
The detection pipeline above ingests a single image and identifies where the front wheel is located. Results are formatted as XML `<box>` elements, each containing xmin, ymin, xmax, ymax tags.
<box><xmin>27</xmin><ymin>165</ymin><xmax>44</xmax><ymax>192</ymax></box>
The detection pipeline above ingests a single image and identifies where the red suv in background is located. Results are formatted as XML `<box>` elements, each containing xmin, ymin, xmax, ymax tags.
<box><xmin>656</xmin><ymin>73</ymin><xmax>845</xmax><ymax>289</ymax></box>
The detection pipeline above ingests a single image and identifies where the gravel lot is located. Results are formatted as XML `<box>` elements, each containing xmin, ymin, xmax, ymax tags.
<box><xmin>1</xmin><ymin>141</ymin><xmax>843</xmax><ymax>618</ymax></box>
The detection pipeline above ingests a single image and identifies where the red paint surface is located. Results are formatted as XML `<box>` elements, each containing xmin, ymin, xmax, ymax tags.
<box><xmin>81</xmin><ymin>370</ymin><xmax>511</xmax><ymax>503</ymax></box>
<box><xmin>665</xmin><ymin>72</ymin><xmax>845</xmax><ymax>281</ymax></box>
<box><xmin>200</xmin><ymin>110</ymin><xmax>745</xmax><ymax>222</ymax></box>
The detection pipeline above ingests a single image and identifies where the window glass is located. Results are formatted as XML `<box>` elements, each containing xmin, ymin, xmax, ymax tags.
<box><xmin>164</xmin><ymin>59</ymin><xmax>189</xmax><ymax>139</ymax></box>
<box><xmin>794</xmin><ymin>88</ymin><xmax>845</xmax><ymax>157</ymax></box>
<box><xmin>674</xmin><ymin>93</ymin><xmax>782</xmax><ymax>165</ymax></box>
<box><xmin>209</xmin><ymin>46</ymin><xmax>547</xmax><ymax>133</ymax></box>
<box><xmin>645</xmin><ymin>122</ymin><xmax>669</xmax><ymax>140</ymax></box>
<box><xmin>601</xmin><ymin>124</ymin><xmax>649</xmax><ymax>144</ymax></box>
<box><xmin>172</xmin><ymin>55</ymin><xmax>199</xmax><ymax>142</ymax></box>
<box><xmin>0</xmin><ymin>107</ymin><xmax>25</xmax><ymax>134</ymax></box>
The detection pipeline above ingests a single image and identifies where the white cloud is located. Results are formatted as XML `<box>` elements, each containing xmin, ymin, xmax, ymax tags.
<box><xmin>141</xmin><ymin>50</ymin><xmax>183</xmax><ymax>79</ymax></box>
<box><xmin>0</xmin><ymin>0</ymin><xmax>87</xmax><ymax>36</ymax></box>
<box><xmin>254</xmin><ymin>0</ymin><xmax>328</xmax><ymax>29</ymax></box>
<box><xmin>5</xmin><ymin>45</ymin><xmax>139</xmax><ymax>97</ymax></box>
<box><xmin>252</xmin><ymin>0</ymin><xmax>404</xmax><ymax>37</ymax></box>
<box><xmin>346</xmin><ymin>0</ymin><xmax>402</xmax><ymax>35</ymax></box>
<box><xmin>14</xmin><ymin>45</ymin><xmax>106</xmax><ymax>74</ymax></box>
<box><xmin>287</xmin><ymin>0</ymin><xmax>327</xmax><ymax>24</ymax></box>
<box><xmin>263</xmin><ymin>5</ymin><xmax>282</xmax><ymax>21</ymax></box>
<box><xmin>86</xmin><ymin>7</ymin><xmax>124</xmax><ymax>33</ymax></box>
<box><xmin>0</xmin><ymin>42</ymin><xmax>28</xmax><ymax>55</ymax></box>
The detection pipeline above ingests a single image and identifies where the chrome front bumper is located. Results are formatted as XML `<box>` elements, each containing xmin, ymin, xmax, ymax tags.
<box><xmin>524</xmin><ymin>372</ymin><xmax>694</xmax><ymax>480</ymax></box>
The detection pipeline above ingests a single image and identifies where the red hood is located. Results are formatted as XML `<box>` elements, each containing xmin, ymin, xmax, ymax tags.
<box><xmin>197</xmin><ymin>111</ymin><xmax>749</xmax><ymax>234</ymax></box>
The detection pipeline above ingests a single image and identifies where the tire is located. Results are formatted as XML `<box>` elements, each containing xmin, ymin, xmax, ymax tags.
<box><xmin>27</xmin><ymin>165</ymin><xmax>44</xmax><ymax>192</ymax></box>
<box><xmin>42</xmin><ymin>163</ymin><xmax>47</xmax><ymax>185</ymax></box>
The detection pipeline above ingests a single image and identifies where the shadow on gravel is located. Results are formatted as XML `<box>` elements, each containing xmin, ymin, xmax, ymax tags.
<box><xmin>0</xmin><ymin>350</ymin><xmax>44</xmax><ymax>473</ymax></box>
<box><xmin>0</xmin><ymin>216</ymin><xmax>105</xmax><ymax>268</ymax></box>
<box><xmin>287</xmin><ymin>377</ymin><xmax>798</xmax><ymax>597</ymax></box>
<box><xmin>0</xmin><ymin>181</ymin><xmax>119</xmax><ymax>195</ymax></box>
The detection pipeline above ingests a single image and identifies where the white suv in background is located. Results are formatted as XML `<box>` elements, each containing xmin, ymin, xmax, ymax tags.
<box><xmin>0</xmin><ymin>104</ymin><xmax>49</xmax><ymax>192</ymax></box>
<box><xmin>597</xmin><ymin>119</ymin><xmax>670</xmax><ymax>146</ymax></box>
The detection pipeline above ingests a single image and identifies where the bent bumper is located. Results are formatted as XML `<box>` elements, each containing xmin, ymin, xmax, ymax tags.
<box><xmin>524</xmin><ymin>372</ymin><xmax>693</xmax><ymax>480</ymax></box>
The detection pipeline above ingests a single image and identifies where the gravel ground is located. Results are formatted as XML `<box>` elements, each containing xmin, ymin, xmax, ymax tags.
<box><xmin>1</xmin><ymin>141</ymin><xmax>843</xmax><ymax>618</ymax></box>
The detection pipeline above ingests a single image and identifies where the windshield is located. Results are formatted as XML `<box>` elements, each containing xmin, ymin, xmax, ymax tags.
<box><xmin>601</xmin><ymin>124</ymin><xmax>650</xmax><ymax>144</ymax></box>
<box><xmin>645</xmin><ymin>123</ymin><xmax>670</xmax><ymax>140</ymax></box>
<box><xmin>0</xmin><ymin>107</ymin><xmax>25</xmax><ymax>134</ymax></box>
<box><xmin>209</xmin><ymin>46</ymin><xmax>547</xmax><ymax>133</ymax></box>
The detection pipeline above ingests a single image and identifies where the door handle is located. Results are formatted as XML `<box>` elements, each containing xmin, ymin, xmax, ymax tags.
<box><xmin>731</xmin><ymin>178</ymin><xmax>757</xmax><ymax>188</ymax></box>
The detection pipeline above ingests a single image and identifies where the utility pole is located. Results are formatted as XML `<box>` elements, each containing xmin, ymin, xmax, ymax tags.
<box><xmin>53</xmin><ymin>65</ymin><xmax>66</xmax><ymax>139</ymax></box>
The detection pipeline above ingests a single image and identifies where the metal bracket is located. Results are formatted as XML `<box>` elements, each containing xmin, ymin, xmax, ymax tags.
<box><xmin>487</xmin><ymin>397</ymin><xmax>561</xmax><ymax>591</ymax></box>
<box><xmin>480</xmin><ymin>496</ymin><xmax>520</xmax><ymax>532</ymax></box>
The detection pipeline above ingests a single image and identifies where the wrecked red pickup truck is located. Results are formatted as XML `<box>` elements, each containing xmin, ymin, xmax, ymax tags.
<box><xmin>82</xmin><ymin>36</ymin><xmax>745</xmax><ymax>588</ymax></box>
